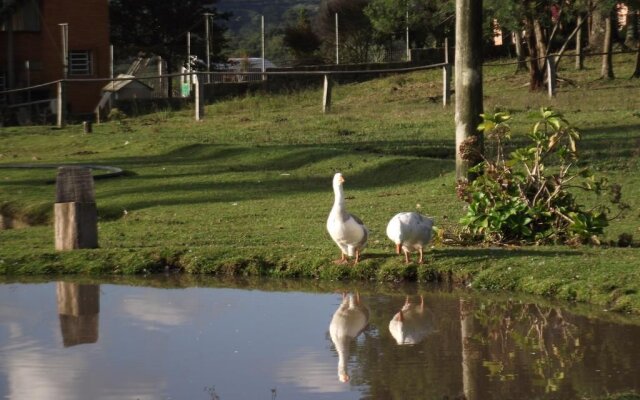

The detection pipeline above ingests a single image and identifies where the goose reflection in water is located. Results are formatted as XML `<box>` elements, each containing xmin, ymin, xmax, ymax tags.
<box><xmin>329</xmin><ymin>292</ymin><xmax>369</xmax><ymax>383</ymax></box>
<box><xmin>389</xmin><ymin>295</ymin><xmax>435</xmax><ymax>345</ymax></box>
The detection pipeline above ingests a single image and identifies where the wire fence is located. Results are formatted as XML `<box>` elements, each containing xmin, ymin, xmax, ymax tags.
<box><xmin>0</xmin><ymin>60</ymin><xmax>451</xmax><ymax>126</ymax></box>
<box><xmin>1</xmin><ymin>46</ymin><xmax>637</xmax><ymax>127</ymax></box>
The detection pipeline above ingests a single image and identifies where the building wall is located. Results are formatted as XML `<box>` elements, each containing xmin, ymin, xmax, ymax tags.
<box><xmin>0</xmin><ymin>0</ymin><xmax>110</xmax><ymax>114</ymax></box>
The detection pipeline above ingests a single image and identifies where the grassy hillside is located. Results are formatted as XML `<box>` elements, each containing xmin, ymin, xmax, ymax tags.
<box><xmin>1</xmin><ymin>53</ymin><xmax>640</xmax><ymax>313</ymax></box>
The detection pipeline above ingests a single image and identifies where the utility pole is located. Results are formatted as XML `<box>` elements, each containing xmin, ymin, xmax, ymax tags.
<box><xmin>406</xmin><ymin>1</ymin><xmax>410</xmax><ymax>61</ymax></box>
<box><xmin>261</xmin><ymin>15</ymin><xmax>266</xmax><ymax>80</ymax></box>
<box><xmin>187</xmin><ymin>31</ymin><xmax>191</xmax><ymax>71</ymax></box>
<box><xmin>109</xmin><ymin>45</ymin><xmax>115</xmax><ymax>103</ymax></box>
<box><xmin>59</xmin><ymin>23</ymin><xmax>69</xmax><ymax>78</ymax></box>
<box><xmin>204</xmin><ymin>13</ymin><xmax>212</xmax><ymax>83</ymax></box>
<box><xmin>335</xmin><ymin>13</ymin><xmax>339</xmax><ymax>64</ymax></box>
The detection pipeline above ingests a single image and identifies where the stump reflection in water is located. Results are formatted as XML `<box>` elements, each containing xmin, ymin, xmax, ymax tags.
<box><xmin>56</xmin><ymin>282</ymin><xmax>100</xmax><ymax>347</ymax></box>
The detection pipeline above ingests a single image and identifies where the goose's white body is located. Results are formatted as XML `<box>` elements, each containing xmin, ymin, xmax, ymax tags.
<box><xmin>327</xmin><ymin>173</ymin><xmax>368</xmax><ymax>264</ymax></box>
<box><xmin>389</xmin><ymin>296</ymin><xmax>435</xmax><ymax>345</ymax></box>
<box><xmin>329</xmin><ymin>293</ymin><xmax>369</xmax><ymax>382</ymax></box>
<box><xmin>386</xmin><ymin>212</ymin><xmax>434</xmax><ymax>263</ymax></box>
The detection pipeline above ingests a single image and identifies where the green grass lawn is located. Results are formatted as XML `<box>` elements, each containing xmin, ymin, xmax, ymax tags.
<box><xmin>2</xmin><ymin>52</ymin><xmax>640</xmax><ymax>314</ymax></box>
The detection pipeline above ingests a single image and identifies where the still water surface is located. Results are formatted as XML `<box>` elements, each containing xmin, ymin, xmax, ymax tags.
<box><xmin>0</xmin><ymin>277</ymin><xmax>639</xmax><ymax>400</ymax></box>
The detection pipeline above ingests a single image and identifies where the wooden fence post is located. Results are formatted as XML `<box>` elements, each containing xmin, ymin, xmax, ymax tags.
<box><xmin>443</xmin><ymin>63</ymin><xmax>452</xmax><ymax>107</ymax></box>
<box><xmin>546</xmin><ymin>56</ymin><xmax>557</xmax><ymax>98</ymax></box>
<box><xmin>194</xmin><ymin>73</ymin><xmax>204</xmax><ymax>121</ymax></box>
<box><xmin>54</xmin><ymin>166</ymin><xmax>98</xmax><ymax>250</ymax></box>
<box><xmin>56</xmin><ymin>80</ymin><xmax>66</xmax><ymax>128</ymax></box>
<box><xmin>323</xmin><ymin>74</ymin><xmax>333</xmax><ymax>114</ymax></box>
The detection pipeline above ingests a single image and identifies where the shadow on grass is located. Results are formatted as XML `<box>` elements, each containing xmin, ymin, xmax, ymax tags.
<box><xmin>90</xmin><ymin>142</ymin><xmax>455</xmax><ymax>213</ymax></box>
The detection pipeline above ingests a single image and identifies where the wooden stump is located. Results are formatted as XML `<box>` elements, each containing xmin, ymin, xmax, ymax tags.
<box><xmin>83</xmin><ymin>121</ymin><xmax>92</xmax><ymax>133</ymax></box>
<box><xmin>54</xmin><ymin>167</ymin><xmax>98</xmax><ymax>250</ymax></box>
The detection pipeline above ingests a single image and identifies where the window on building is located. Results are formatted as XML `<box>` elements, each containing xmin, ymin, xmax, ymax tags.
<box><xmin>69</xmin><ymin>51</ymin><xmax>92</xmax><ymax>76</ymax></box>
<box><xmin>0</xmin><ymin>0</ymin><xmax>41</xmax><ymax>32</ymax></box>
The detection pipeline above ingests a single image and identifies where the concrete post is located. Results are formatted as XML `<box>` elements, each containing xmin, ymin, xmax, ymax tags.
<box><xmin>194</xmin><ymin>73</ymin><xmax>204</xmax><ymax>121</ymax></box>
<box><xmin>56</xmin><ymin>80</ymin><xmax>66</xmax><ymax>128</ymax></box>
<box><xmin>443</xmin><ymin>64</ymin><xmax>452</xmax><ymax>107</ymax></box>
<box><xmin>323</xmin><ymin>74</ymin><xmax>333</xmax><ymax>113</ymax></box>
<box><xmin>546</xmin><ymin>56</ymin><xmax>557</xmax><ymax>98</ymax></box>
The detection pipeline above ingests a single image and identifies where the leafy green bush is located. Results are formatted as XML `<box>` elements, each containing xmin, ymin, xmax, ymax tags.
<box><xmin>458</xmin><ymin>108</ymin><xmax>626</xmax><ymax>245</ymax></box>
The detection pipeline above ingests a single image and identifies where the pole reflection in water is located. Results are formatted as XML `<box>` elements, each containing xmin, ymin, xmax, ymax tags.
<box><xmin>460</xmin><ymin>297</ymin><xmax>481</xmax><ymax>400</ymax></box>
<box><xmin>328</xmin><ymin>292</ymin><xmax>369</xmax><ymax>383</ymax></box>
<box><xmin>388</xmin><ymin>295</ymin><xmax>436</xmax><ymax>345</ymax></box>
<box><xmin>56</xmin><ymin>282</ymin><xmax>100</xmax><ymax>347</ymax></box>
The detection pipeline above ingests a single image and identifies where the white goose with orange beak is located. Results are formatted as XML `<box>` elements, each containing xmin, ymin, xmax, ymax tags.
<box><xmin>327</xmin><ymin>173</ymin><xmax>369</xmax><ymax>264</ymax></box>
<box><xmin>386</xmin><ymin>212</ymin><xmax>434</xmax><ymax>264</ymax></box>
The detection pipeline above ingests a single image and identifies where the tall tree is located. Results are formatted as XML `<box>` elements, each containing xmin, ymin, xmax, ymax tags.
<box><xmin>455</xmin><ymin>0</ymin><xmax>483</xmax><ymax>182</ymax></box>
<box><xmin>316</xmin><ymin>0</ymin><xmax>374</xmax><ymax>63</ymax></box>
<box><xmin>364</xmin><ymin>0</ymin><xmax>455</xmax><ymax>48</ymax></box>
<box><xmin>110</xmin><ymin>0</ymin><xmax>228</xmax><ymax>96</ymax></box>
<box><xmin>283</xmin><ymin>9</ymin><xmax>322</xmax><ymax>64</ymax></box>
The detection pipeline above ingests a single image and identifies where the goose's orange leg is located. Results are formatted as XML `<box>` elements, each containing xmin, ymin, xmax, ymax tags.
<box><xmin>333</xmin><ymin>253</ymin><xmax>348</xmax><ymax>265</ymax></box>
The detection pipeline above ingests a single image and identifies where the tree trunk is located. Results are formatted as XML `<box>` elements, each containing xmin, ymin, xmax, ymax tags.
<box><xmin>513</xmin><ymin>31</ymin><xmax>527</xmax><ymax>72</ymax></box>
<box><xmin>625</xmin><ymin>7</ymin><xmax>638</xmax><ymax>48</ymax></box>
<box><xmin>576</xmin><ymin>14</ymin><xmax>585</xmax><ymax>69</ymax></box>
<box><xmin>533</xmin><ymin>19</ymin><xmax>548</xmax><ymax>68</ymax></box>
<box><xmin>601</xmin><ymin>10</ymin><xmax>614</xmax><ymax>79</ymax></box>
<box><xmin>589</xmin><ymin>2</ymin><xmax>607</xmax><ymax>51</ymax></box>
<box><xmin>524</xmin><ymin>15</ymin><xmax>545</xmax><ymax>90</ymax></box>
<box><xmin>632</xmin><ymin>44</ymin><xmax>640</xmax><ymax>78</ymax></box>
<box><xmin>454</xmin><ymin>0</ymin><xmax>484</xmax><ymax>182</ymax></box>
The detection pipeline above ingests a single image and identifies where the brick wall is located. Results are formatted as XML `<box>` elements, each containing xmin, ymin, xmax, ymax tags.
<box><xmin>0</xmin><ymin>0</ymin><xmax>110</xmax><ymax>114</ymax></box>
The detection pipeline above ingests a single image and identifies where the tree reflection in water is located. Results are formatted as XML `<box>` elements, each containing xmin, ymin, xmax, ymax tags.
<box><xmin>462</xmin><ymin>299</ymin><xmax>585</xmax><ymax>398</ymax></box>
<box><xmin>349</xmin><ymin>292</ymin><xmax>640</xmax><ymax>400</ymax></box>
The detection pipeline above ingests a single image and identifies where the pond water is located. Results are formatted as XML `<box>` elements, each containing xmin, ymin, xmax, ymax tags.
<box><xmin>0</xmin><ymin>277</ymin><xmax>639</xmax><ymax>400</ymax></box>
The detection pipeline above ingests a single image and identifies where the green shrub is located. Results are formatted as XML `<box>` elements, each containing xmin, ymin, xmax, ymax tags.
<box><xmin>458</xmin><ymin>108</ymin><xmax>626</xmax><ymax>245</ymax></box>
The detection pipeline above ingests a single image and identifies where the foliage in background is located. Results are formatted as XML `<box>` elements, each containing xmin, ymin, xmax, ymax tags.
<box><xmin>316</xmin><ymin>0</ymin><xmax>375</xmax><ymax>63</ymax></box>
<box><xmin>283</xmin><ymin>9</ymin><xmax>323</xmax><ymax>64</ymax></box>
<box><xmin>364</xmin><ymin>0</ymin><xmax>454</xmax><ymax>48</ymax></box>
<box><xmin>458</xmin><ymin>108</ymin><xmax>627</xmax><ymax>245</ymax></box>
<box><xmin>110</xmin><ymin>0</ymin><xmax>229</xmax><ymax>81</ymax></box>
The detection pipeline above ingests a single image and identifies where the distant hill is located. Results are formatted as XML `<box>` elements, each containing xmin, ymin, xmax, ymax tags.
<box><xmin>216</xmin><ymin>0</ymin><xmax>319</xmax><ymax>33</ymax></box>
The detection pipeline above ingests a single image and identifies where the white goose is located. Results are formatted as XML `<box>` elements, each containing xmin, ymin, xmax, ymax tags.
<box><xmin>329</xmin><ymin>292</ymin><xmax>369</xmax><ymax>382</ymax></box>
<box><xmin>327</xmin><ymin>173</ymin><xmax>368</xmax><ymax>264</ymax></box>
<box><xmin>386</xmin><ymin>212</ymin><xmax>434</xmax><ymax>264</ymax></box>
<box><xmin>388</xmin><ymin>295</ymin><xmax>435</xmax><ymax>345</ymax></box>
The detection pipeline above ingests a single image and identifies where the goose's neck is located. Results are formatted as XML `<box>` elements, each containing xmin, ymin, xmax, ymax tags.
<box><xmin>333</xmin><ymin>184</ymin><xmax>345</xmax><ymax>210</ymax></box>
<box><xmin>336</xmin><ymin>339</ymin><xmax>349</xmax><ymax>381</ymax></box>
